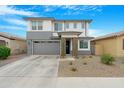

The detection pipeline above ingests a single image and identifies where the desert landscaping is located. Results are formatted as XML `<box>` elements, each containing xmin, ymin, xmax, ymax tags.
<box><xmin>58</xmin><ymin>55</ymin><xmax>124</xmax><ymax>77</ymax></box>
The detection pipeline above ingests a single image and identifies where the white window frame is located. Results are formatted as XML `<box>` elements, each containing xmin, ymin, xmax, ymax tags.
<box><xmin>31</xmin><ymin>21</ymin><xmax>43</xmax><ymax>30</ymax></box>
<box><xmin>78</xmin><ymin>40</ymin><xmax>90</xmax><ymax>51</ymax></box>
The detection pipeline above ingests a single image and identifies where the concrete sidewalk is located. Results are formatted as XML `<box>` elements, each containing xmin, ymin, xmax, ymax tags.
<box><xmin>56</xmin><ymin>77</ymin><xmax>124</xmax><ymax>88</ymax></box>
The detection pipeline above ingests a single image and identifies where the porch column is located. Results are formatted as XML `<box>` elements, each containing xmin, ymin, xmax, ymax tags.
<box><xmin>60</xmin><ymin>38</ymin><xmax>66</xmax><ymax>58</ymax></box>
<box><xmin>72</xmin><ymin>37</ymin><xmax>78</xmax><ymax>58</ymax></box>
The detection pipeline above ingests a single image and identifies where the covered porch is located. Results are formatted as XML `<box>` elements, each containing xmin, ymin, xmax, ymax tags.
<box><xmin>58</xmin><ymin>31</ymin><xmax>81</xmax><ymax>58</ymax></box>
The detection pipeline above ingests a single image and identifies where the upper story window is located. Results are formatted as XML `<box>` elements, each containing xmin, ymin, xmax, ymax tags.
<box><xmin>81</xmin><ymin>22</ymin><xmax>85</xmax><ymax>29</ymax></box>
<box><xmin>32</xmin><ymin>21</ymin><xmax>37</xmax><ymax>30</ymax></box>
<box><xmin>65</xmin><ymin>23</ymin><xmax>69</xmax><ymax>29</ymax></box>
<box><xmin>54</xmin><ymin>23</ymin><xmax>63</xmax><ymax>31</ymax></box>
<box><xmin>37</xmin><ymin>21</ymin><xmax>43</xmax><ymax>30</ymax></box>
<box><xmin>31</xmin><ymin>21</ymin><xmax>43</xmax><ymax>30</ymax></box>
<box><xmin>73</xmin><ymin>23</ymin><xmax>77</xmax><ymax>28</ymax></box>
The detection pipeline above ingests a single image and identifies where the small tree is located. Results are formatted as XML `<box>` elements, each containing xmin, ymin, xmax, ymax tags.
<box><xmin>0</xmin><ymin>46</ymin><xmax>11</xmax><ymax>59</ymax></box>
<box><xmin>101</xmin><ymin>54</ymin><xmax>114</xmax><ymax>65</ymax></box>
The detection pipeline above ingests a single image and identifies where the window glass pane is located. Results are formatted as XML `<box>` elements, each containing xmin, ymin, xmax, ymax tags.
<box><xmin>48</xmin><ymin>41</ymin><xmax>52</xmax><ymax>43</ymax></box>
<box><xmin>34</xmin><ymin>41</ymin><xmax>40</xmax><ymax>43</ymax></box>
<box><xmin>54</xmin><ymin>23</ymin><xmax>58</xmax><ymax>31</ymax></box>
<box><xmin>65</xmin><ymin>23</ymin><xmax>69</xmax><ymax>29</ymax></box>
<box><xmin>54</xmin><ymin>23</ymin><xmax>63</xmax><ymax>31</ymax></box>
<box><xmin>41</xmin><ymin>41</ymin><xmax>45</xmax><ymax>43</ymax></box>
<box><xmin>38</xmin><ymin>21</ymin><xmax>43</xmax><ymax>30</ymax></box>
<box><xmin>32</xmin><ymin>21</ymin><xmax>37</xmax><ymax>30</ymax></box>
<box><xmin>81</xmin><ymin>22</ymin><xmax>85</xmax><ymax>29</ymax></box>
<box><xmin>74</xmin><ymin>23</ymin><xmax>77</xmax><ymax>28</ymax></box>
<box><xmin>58</xmin><ymin>23</ymin><xmax>63</xmax><ymax>31</ymax></box>
<box><xmin>80</xmin><ymin>40</ymin><xmax>88</xmax><ymax>49</ymax></box>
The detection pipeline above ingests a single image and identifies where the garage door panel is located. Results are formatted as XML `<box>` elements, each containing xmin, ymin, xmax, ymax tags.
<box><xmin>33</xmin><ymin>41</ymin><xmax>60</xmax><ymax>55</ymax></box>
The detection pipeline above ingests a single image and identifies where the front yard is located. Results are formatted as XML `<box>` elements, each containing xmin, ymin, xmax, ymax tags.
<box><xmin>58</xmin><ymin>55</ymin><xmax>124</xmax><ymax>77</ymax></box>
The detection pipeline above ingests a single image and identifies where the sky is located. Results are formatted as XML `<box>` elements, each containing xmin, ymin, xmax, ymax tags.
<box><xmin>0</xmin><ymin>5</ymin><xmax>124</xmax><ymax>38</ymax></box>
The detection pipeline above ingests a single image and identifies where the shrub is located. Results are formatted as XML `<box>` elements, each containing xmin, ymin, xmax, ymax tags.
<box><xmin>89</xmin><ymin>55</ymin><xmax>93</xmax><ymax>58</ymax></box>
<box><xmin>83</xmin><ymin>62</ymin><xmax>87</xmax><ymax>65</ymax></box>
<box><xmin>0</xmin><ymin>46</ymin><xmax>11</xmax><ymax>59</ymax></box>
<box><xmin>70</xmin><ymin>67</ymin><xmax>77</xmax><ymax>72</ymax></box>
<box><xmin>101</xmin><ymin>54</ymin><xmax>114</xmax><ymax>65</ymax></box>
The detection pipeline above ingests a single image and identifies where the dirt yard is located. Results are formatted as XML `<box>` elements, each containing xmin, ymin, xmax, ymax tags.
<box><xmin>0</xmin><ymin>54</ymin><xmax>27</xmax><ymax>67</ymax></box>
<box><xmin>58</xmin><ymin>55</ymin><xmax>124</xmax><ymax>77</ymax></box>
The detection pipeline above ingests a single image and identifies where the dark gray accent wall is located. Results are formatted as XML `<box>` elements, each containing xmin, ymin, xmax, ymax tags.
<box><xmin>70</xmin><ymin>51</ymin><xmax>91</xmax><ymax>55</ymax></box>
<box><xmin>27</xmin><ymin>40</ymin><xmax>32</xmax><ymax>55</ymax></box>
<box><xmin>27</xmin><ymin>31</ymin><xmax>53</xmax><ymax>40</ymax></box>
<box><xmin>78</xmin><ymin>51</ymin><xmax>91</xmax><ymax>55</ymax></box>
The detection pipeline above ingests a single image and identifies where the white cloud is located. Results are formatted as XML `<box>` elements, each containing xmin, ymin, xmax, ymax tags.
<box><xmin>22</xmin><ymin>6</ymin><xmax>38</xmax><ymax>11</ymax></box>
<box><xmin>0</xmin><ymin>25</ymin><xmax>26</xmax><ymax>30</ymax></box>
<box><xmin>42</xmin><ymin>5</ymin><xmax>103</xmax><ymax>16</ymax></box>
<box><xmin>0</xmin><ymin>6</ymin><xmax>38</xmax><ymax>16</ymax></box>
<box><xmin>4</xmin><ymin>18</ymin><xmax>26</xmax><ymax>26</ymax></box>
<box><xmin>43</xmin><ymin>5</ymin><xmax>59</xmax><ymax>12</ymax></box>
<box><xmin>88</xmin><ymin>29</ymin><xmax>106</xmax><ymax>37</ymax></box>
<box><xmin>43</xmin><ymin>5</ymin><xmax>103</xmax><ymax>12</ymax></box>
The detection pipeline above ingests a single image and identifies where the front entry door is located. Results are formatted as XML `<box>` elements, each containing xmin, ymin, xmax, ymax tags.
<box><xmin>66</xmin><ymin>40</ymin><xmax>70</xmax><ymax>54</ymax></box>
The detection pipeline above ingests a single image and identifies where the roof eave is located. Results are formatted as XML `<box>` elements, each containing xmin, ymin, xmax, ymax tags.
<box><xmin>24</xmin><ymin>17</ymin><xmax>55</xmax><ymax>21</ymax></box>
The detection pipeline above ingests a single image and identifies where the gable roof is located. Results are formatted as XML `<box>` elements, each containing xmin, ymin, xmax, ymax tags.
<box><xmin>0</xmin><ymin>32</ymin><xmax>26</xmax><ymax>41</ymax></box>
<box><xmin>92</xmin><ymin>30</ymin><xmax>124</xmax><ymax>41</ymax></box>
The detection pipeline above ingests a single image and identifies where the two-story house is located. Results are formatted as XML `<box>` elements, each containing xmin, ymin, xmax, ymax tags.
<box><xmin>25</xmin><ymin>17</ymin><xmax>94</xmax><ymax>57</ymax></box>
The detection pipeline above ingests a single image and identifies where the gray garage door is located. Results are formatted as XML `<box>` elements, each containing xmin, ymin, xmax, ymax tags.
<box><xmin>33</xmin><ymin>40</ymin><xmax>60</xmax><ymax>55</ymax></box>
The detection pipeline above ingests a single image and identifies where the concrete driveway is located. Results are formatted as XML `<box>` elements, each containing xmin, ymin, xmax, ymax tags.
<box><xmin>0</xmin><ymin>55</ymin><xmax>59</xmax><ymax>88</ymax></box>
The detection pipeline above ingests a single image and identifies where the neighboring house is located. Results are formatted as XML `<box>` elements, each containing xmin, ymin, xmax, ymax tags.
<box><xmin>0</xmin><ymin>32</ymin><xmax>27</xmax><ymax>55</ymax></box>
<box><xmin>25</xmin><ymin>17</ymin><xmax>94</xmax><ymax>57</ymax></box>
<box><xmin>91</xmin><ymin>31</ymin><xmax>124</xmax><ymax>57</ymax></box>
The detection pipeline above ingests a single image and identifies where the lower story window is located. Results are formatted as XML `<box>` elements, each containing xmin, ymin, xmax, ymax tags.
<box><xmin>79</xmin><ymin>40</ymin><xmax>88</xmax><ymax>49</ymax></box>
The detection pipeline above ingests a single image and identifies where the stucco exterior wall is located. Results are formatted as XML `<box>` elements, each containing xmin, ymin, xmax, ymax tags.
<box><xmin>116</xmin><ymin>36</ymin><xmax>124</xmax><ymax>57</ymax></box>
<box><xmin>10</xmin><ymin>40</ymin><xmax>27</xmax><ymax>55</ymax></box>
<box><xmin>94</xmin><ymin>37</ymin><xmax>118</xmax><ymax>57</ymax></box>
<box><xmin>0</xmin><ymin>36</ymin><xmax>26</xmax><ymax>55</ymax></box>
<box><xmin>0</xmin><ymin>36</ymin><xmax>10</xmax><ymax>48</ymax></box>
<box><xmin>94</xmin><ymin>44</ymin><xmax>103</xmax><ymax>55</ymax></box>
